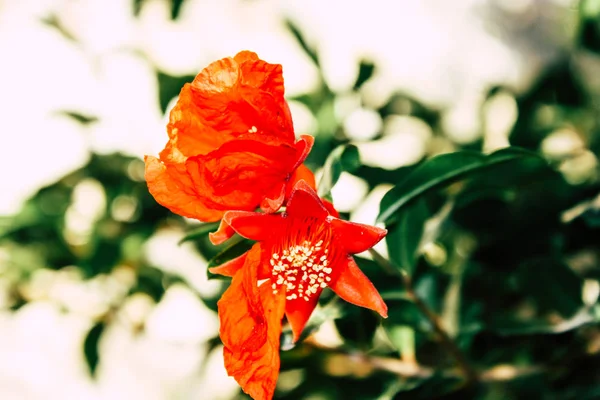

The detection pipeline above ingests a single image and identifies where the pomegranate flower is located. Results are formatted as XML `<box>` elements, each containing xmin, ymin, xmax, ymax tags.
<box><xmin>210</xmin><ymin>181</ymin><xmax>388</xmax><ymax>399</ymax></box>
<box><xmin>145</xmin><ymin>51</ymin><xmax>314</xmax><ymax>222</ymax></box>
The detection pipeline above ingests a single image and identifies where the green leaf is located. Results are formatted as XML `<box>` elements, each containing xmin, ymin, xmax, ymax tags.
<box><xmin>317</xmin><ymin>144</ymin><xmax>360</xmax><ymax>198</ymax></box>
<box><xmin>580</xmin><ymin>0</ymin><xmax>600</xmax><ymax>53</ymax></box>
<box><xmin>56</xmin><ymin>110</ymin><xmax>98</xmax><ymax>125</ymax></box>
<box><xmin>285</xmin><ymin>20</ymin><xmax>319</xmax><ymax>66</ymax></box>
<box><xmin>178</xmin><ymin>221</ymin><xmax>220</xmax><ymax>245</ymax></box>
<box><xmin>156</xmin><ymin>71</ymin><xmax>196</xmax><ymax>114</ymax></box>
<box><xmin>582</xmin><ymin>0</ymin><xmax>600</xmax><ymax>17</ymax></box>
<box><xmin>516</xmin><ymin>259</ymin><xmax>584</xmax><ymax>317</ymax></box>
<box><xmin>335</xmin><ymin>304</ymin><xmax>380</xmax><ymax>346</ymax></box>
<box><xmin>376</xmin><ymin>376</ymin><xmax>432</xmax><ymax>399</ymax></box>
<box><xmin>377</xmin><ymin>147</ymin><xmax>543</xmax><ymax>224</ymax></box>
<box><xmin>385</xmin><ymin>198</ymin><xmax>430</xmax><ymax>275</ymax></box>
<box><xmin>384</xmin><ymin>298</ymin><xmax>432</xmax><ymax>334</ymax></box>
<box><xmin>315</xmin><ymin>99</ymin><xmax>337</xmax><ymax>137</ymax></box>
<box><xmin>353</xmin><ymin>60</ymin><xmax>375</xmax><ymax>90</ymax></box>
<box><xmin>391</xmin><ymin>374</ymin><xmax>469</xmax><ymax>398</ymax></box>
<box><xmin>132</xmin><ymin>266</ymin><xmax>168</xmax><ymax>302</ymax></box>
<box><xmin>84</xmin><ymin>322</ymin><xmax>104</xmax><ymax>377</ymax></box>
<box><xmin>386</xmin><ymin>325</ymin><xmax>416</xmax><ymax>361</ymax></box>
<box><xmin>169</xmin><ymin>0</ymin><xmax>187</xmax><ymax>19</ymax></box>
<box><xmin>206</xmin><ymin>237</ymin><xmax>254</xmax><ymax>280</ymax></box>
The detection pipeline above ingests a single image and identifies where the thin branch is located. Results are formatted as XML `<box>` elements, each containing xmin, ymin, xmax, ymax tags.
<box><xmin>369</xmin><ymin>248</ymin><xmax>479</xmax><ymax>386</ymax></box>
<box><xmin>305</xmin><ymin>337</ymin><xmax>545</xmax><ymax>383</ymax></box>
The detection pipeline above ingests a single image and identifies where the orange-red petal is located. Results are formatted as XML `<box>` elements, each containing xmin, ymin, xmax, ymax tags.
<box><xmin>185</xmin><ymin>139</ymin><xmax>297</xmax><ymax>213</ymax></box>
<box><xmin>291</xmin><ymin>135</ymin><xmax>315</xmax><ymax>171</ymax></box>
<box><xmin>147</xmin><ymin>52</ymin><xmax>311</xmax><ymax>222</ymax></box>
<box><xmin>209</xmin><ymin>214</ymin><xmax>240</xmax><ymax>245</ymax></box>
<box><xmin>330</xmin><ymin>257</ymin><xmax>388</xmax><ymax>318</ymax></box>
<box><xmin>162</xmin><ymin>49</ymin><xmax>296</xmax><ymax>168</ymax></box>
<box><xmin>188</xmin><ymin>51</ymin><xmax>294</xmax><ymax>145</ymax></box>
<box><xmin>144</xmin><ymin>155</ymin><xmax>223</xmax><ymax>222</ymax></box>
<box><xmin>287</xmin><ymin>164</ymin><xmax>316</xmax><ymax>195</ymax></box>
<box><xmin>285</xmin><ymin>292</ymin><xmax>321</xmax><ymax>343</ymax></box>
<box><xmin>209</xmin><ymin>210</ymin><xmax>281</xmax><ymax>245</ymax></box>
<box><xmin>219</xmin><ymin>243</ymin><xmax>286</xmax><ymax>400</ymax></box>
<box><xmin>234</xmin><ymin>51</ymin><xmax>286</xmax><ymax>100</ymax></box>
<box><xmin>286</xmin><ymin>180</ymin><xmax>330</xmax><ymax>219</ymax></box>
<box><xmin>260</xmin><ymin>183</ymin><xmax>286</xmax><ymax>214</ymax></box>
<box><xmin>223</xmin><ymin>284</ymin><xmax>285</xmax><ymax>400</ymax></box>
<box><xmin>329</xmin><ymin>219</ymin><xmax>387</xmax><ymax>254</ymax></box>
<box><xmin>322</xmin><ymin>199</ymin><xmax>340</xmax><ymax>218</ymax></box>
<box><xmin>166</xmin><ymin>83</ymin><xmax>232</xmax><ymax>158</ymax></box>
<box><xmin>214</xmin><ymin>211</ymin><xmax>283</xmax><ymax>244</ymax></box>
<box><xmin>218</xmin><ymin>244</ymin><xmax>266</xmax><ymax>351</ymax></box>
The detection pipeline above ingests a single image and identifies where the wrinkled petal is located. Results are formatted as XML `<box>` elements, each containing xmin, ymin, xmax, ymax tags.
<box><xmin>193</xmin><ymin>56</ymin><xmax>240</xmax><ymax>93</ymax></box>
<box><xmin>286</xmin><ymin>180</ymin><xmax>330</xmax><ymax>220</ymax></box>
<box><xmin>165</xmin><ymin>51</ymin><xmax>294</xmax><ymax>158</ymax></box>
<box><xmin>209</xmin><ymin>210</ymin><xmax>279</xmax><ymax>245</ymax></box>
<box><xmin>264</xmin><ymin>135</ymin><xmax>314</xmax><ymax>212</ymax></box>
<box><xmin>330</xmin><ymin>257</ymin><xmax>388</xmax><ymax>318</ymax></box>
<box><xmin>185</xmin><ymin>139</ymin><xmax>297</xmax><ymax>213</ymax></box>
<box><xmin>291</xmin><ymin>135</ymin><xmax>315</xmax><ymax>171</ymax></box>
<box><xmin>286</xmin><ymin>163</ymin><xmax>316</xmax><ymax>197</ymax></box>
<box><xmin>223</xmin><ymin>284</ymin><xmax>285</xmax><ymax>400</ymax></box>
<box><xmin>152</xmin><ymin>136</ymin><xmax>313</xmax><ymax>221</ymax></box>
<box><xmin>208</xmin><ymin>215</ymin><xmax>238</xmax><ymax>245</ymax></box>
<box><xmin>188</xmin><ymin>51</ymin><xmax>294</xmax><ymax>145</ymax></box>
<box><xmin>219</xmin><ymin>244</ymin><xmax>286</xmax><ymax>399</ymax></box>
<box><xmin>147</xmin><ymin>52</ymin><xmax>312</xmax><ymax>222</ymax></box>
<box><xmin>260</xmin><ymin>183</ymin><xmax>286</xmax><ymax>214</ymax></box>
<box><xmin>144</xmin><ymin>155</ymin><xmax>223</xmax><ymax>222</ymax></box>
<box><xmin>329</xmin><ymin>219</ymin><xmax>387</xmax><ymax>254</ymax></box>
<box><xmin>234</xmin><ymin>51</ymin><xmax>285</xmax><ymax>98</ymax></box>
<box><xmin>285</xmin><ymin>293</ymin><xmax>321</xmax><ymax>343</ymax></box>
<box><xmin>166</xmin><ymin>84</ymin><xmax>232</xmax><ymax>157</ymax></box>
<box><xmin>213</xmin><ymin>211</ymin><xmax>283</xmax><ymax>245</ymax></box>
<box><xmin>283</xmin><ymin>136</ymin><xmax>317</xmax><ymax>203</ymax></box>
<box><xmin>218</xmin><ymin>244</ymin><xmax>266</xmax><ymax>352</ymax></box>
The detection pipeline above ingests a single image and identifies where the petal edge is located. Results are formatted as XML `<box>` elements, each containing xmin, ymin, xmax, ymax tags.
<box><xmin>330</xmin><ymin>257</ymin><xmax>388</xmax><ymax>318</ymax></box>
<box><xmin>330</xmin><ymin>219</ymin><xmax>387</xmax><ymax>254</ymax></box>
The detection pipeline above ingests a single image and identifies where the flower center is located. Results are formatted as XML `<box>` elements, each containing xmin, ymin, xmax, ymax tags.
<box><xmin>270</xmin><ymin>239</ymin><xmax>333</xmax><ymax>301</ymax></box>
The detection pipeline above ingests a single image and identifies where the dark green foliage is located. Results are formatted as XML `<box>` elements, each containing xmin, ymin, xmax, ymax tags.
<box><xmin>377</xmin><ymin>148</ymin><xmax>545</xmax><ymax>224</ymax></box>
<box><xmin>156</xmin><ymin>71</ymin><xmax>195</xmax><ymax>114</ymax></box>
<box><xmin>206</xmin><ymin>237</ymin><xmax>255</xmax><ymax>280</ymax></box>
<box><xmin>84</xmin><ymin>322</ymin><xmax>105</xmax><ymax>377</ymax></box>
<box><xmin>578</xmin><ymin>0</ymin><xmax>600</xmax><ymax>53</ymax></box>
<box><xmin>179</xmin><ymin>222</ymin><xmax>221</xmax><ymax>244</ymax></box>
<box><xmin>385</xmin><ymin>198</ymin><xmax>430</xmax><ymax>275</ymax></box>
<box><xmin>133</xmin><ymin>0</ymin><xmax>188</xmax><ymax>20</ymax></box>
<box><xmin>318</xmin><ymin>144</ymin><xmax>361</xmax><ymax>199</ymax></box>
<box><xmin>285</xmin><ymin>20</ymin><xmax>320</xmax><ymax>67</ymax></box>
<box><xmin>354</xmin><ymin>60</ymin><xmax>376</xmax><ymax>91</ymax></box>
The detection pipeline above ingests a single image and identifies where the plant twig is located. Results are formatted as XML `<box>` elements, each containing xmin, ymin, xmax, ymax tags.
<box><xmin>305</xmin><ymin>337</ymin><xmax>545</xmax><ymax>383</ymax></box>
<box><xmin>369</xmin><ymin>248</ymin><xmax>479</xmax><ymax>386</ymax></box>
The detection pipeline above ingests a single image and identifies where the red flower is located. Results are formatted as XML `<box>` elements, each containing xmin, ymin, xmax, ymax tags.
<box><xmin>211</xmin><ymin>181</ymin><xmax>388</xmax><ymax>399</ymax></box>
<box><xmin>145</xmin><ymin>51</ymin><xmax>314</xmax><ymax>222</ymax></box>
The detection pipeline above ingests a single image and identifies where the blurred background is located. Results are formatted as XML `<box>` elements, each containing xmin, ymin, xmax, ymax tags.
<box><xmin>2</xmin><ymin>0</ymin><xmax>600</xmax><ymax>399</ymax></box>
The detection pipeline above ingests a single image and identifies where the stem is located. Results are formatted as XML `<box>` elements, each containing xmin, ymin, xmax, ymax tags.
<box><xmin>305</xmin><ymin>337</ymin><xmax>544</xmax><ymax>383</ymax></box>
<box><xmin>369</xmin><ymin>248</ymin><xmax>478</xmax><ymax>386</ymax></box>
